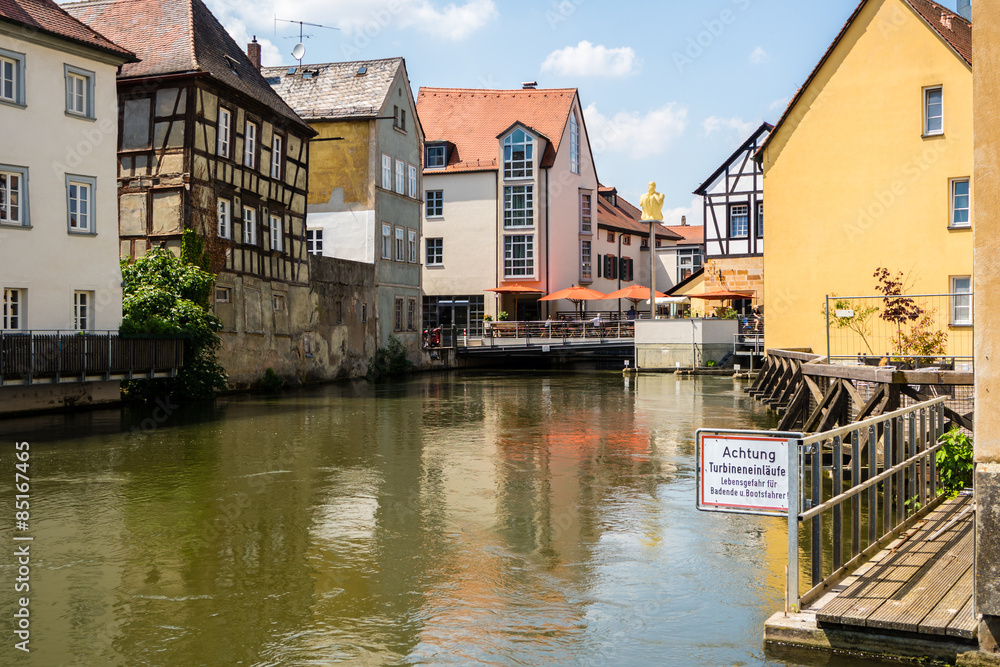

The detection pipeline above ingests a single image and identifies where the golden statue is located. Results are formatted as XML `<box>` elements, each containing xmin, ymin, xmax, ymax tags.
<box><xmin>639</xmin><ymin>181</ymin><xmax>665</xmax><ymax>221</ymax></box>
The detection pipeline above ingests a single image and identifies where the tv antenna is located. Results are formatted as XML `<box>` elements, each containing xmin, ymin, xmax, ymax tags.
<box><xmin>274</xmin><ymin>18</ymin><xmax>339</xmax><ymax>66</ymax></box>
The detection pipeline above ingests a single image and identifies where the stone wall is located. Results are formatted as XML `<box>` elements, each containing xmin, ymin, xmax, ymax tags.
<box><xmin>703</xmin><ymin>256</ymin><xmax>764</xmax><ymax>299</ymax></box>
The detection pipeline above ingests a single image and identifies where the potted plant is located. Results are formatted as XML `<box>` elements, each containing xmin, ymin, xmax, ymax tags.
<box><xmin>497</xmin><ymin>311</ymin><xmax>509</xmax><ymax>321</ymax></box>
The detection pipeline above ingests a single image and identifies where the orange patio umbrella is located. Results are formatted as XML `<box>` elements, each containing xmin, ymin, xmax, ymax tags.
<box><xmin>687</xmin><ymin>289</ymin><xmax>755</xmax><ymax>301</ymax></box>
<box><xmin>539</xmin><ymin>285</ymin><xmax>607</xmax><ymax>318</ymax></box>
<box><xmin>603</xmin><ymin>284</ymin><xmax>668</xmax><ymax>309</ymax></box>
<box><xmin>484</xmin><ymin>283</ymin><xmax>546</xmax><ymax>321</ymax></box>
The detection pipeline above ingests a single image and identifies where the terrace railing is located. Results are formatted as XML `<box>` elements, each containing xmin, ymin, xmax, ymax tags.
<box><xmin>0</xmin><ymin>331</ymin><xmax>185</xmax><ymax>386</ymax></box>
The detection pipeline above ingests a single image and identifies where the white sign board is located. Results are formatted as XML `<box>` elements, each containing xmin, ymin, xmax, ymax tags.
<box><xmin>835</xmin><ymin>309</ymin><xmax>855</xmax><ymax>318</ymax></box>
<box><xmin>695</xmin><ymin>430</ymin><xmax>798</xmax><ymax>517</ymax></box>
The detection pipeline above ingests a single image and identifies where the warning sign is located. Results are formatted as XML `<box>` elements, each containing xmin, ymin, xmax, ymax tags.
<box><xmin>696</xmin><ymin>430</ymin><xmax>797</xmax><ymax>517</ymax></box>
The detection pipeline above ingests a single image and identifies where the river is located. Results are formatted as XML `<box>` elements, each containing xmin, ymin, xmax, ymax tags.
<box><xmin>1</xmin><ymin>373</ymin><xmax>901</xmax><ymax>665</ymax></box>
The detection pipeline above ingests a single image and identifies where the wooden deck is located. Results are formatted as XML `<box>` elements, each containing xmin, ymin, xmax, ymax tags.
<box><xmin>765</xmin><ymin>494</ymin><xmax>978</xmax><ymax>662</ymax></box>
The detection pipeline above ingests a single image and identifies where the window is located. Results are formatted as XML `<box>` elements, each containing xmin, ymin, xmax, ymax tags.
<box><xmin>756</xmin><ymin>201</ymin><xmax>764</xmax><ymax>237</ymax></box>
<box><xmin>504</xmin><ymin>185</ymin><xmax>533</xmax><ymax>228</ymax></box>
<box><xmin>951</xmin><ymin>178</ymin><xmax>970</xmax><ymax>228</ymax></box>
<box><xmin>394</xmin><ymin>105</ymin><xmax>407</xmax><ymax>131</ymax></box>
<box><xmin>581</xmin><ymin>240</ymin><xmax>592</xmax><ymax>282</ymax></box>
<box><xmin>408</xmin><ymin>298</ymin><xmax>417</xmax><ymax>330</ymax></box>
<box><xmin>66</xmin><ymin>175</ymin><xmax>96</xmax><ymax>234</ymax></box>
<box><xmin>217</xmin><ymin>199</ymin><xmax>231</xmax><ymax>239</ymax></box>
<box><xmin>503</xmin><ymin>129</ymin><xmax>534</xmax><ymax>179</ymax></box>
<box><xmin>271</xmin><ymin>135</ymin><xmax>283</xmax><ymax>179</ymax></box>
<box><xmin>394</xmin><ymin>297</ymin><xmax>404</xmax><ymax>331</ymax></box>
<box><xmin>408</xmin><ymin>164</ymin><xmax>417</xmax><ymax>198</ymax></box>
<box><xmin>729</xmin><ymin>204</ymin><xmax>749</xmax><ymax>238</ymax></box>
<box><xmin>504</xmin><ymin>235</ymin><xmax>534</xmax><ymax>277</ymax></box>
<box><xmin>74</xmin><ymin>291</ymin><xmax>93</xmax><ymax>330</ymax></box>
<box><xmin>272</xmin><ymin>294</ymin><xmax>285</xmax><ymax>311</ymax></box>
<box><xmin>580</xmin><ymin>192</ymin><xmax>592</xmax><ymax>234</ymax></box>
<box><xmin>3</xmin><ymin>288</ymin><xmax>23</xmax><ymax>330</ymax></box>
<box><xmin>408</xmin><ymin>228</ymin><xmax>417</xmax><ymax>263</ymax></box>
<box><xmin>269</xmin><ymin>215</ymin><xmax>283</xmax><ymax>251</ymax></box>
<box><xmin>306</xmin><ymin>228</ymin><xmax>323</xmax><ymax>255</ymax></box>
<box><xmin>0</xmin><ymin>48</ymin><xmax>25</xmax><ymax>106</ymax></box>
<box><xmin>622</xmin><ymin>234</ymin><xmax>631</xmax><ymax>246</ymax></box>
<box><xmin>924</xmin><ymin>86</ymin><xmax>943</xmax><ymax>136</ymax></box>
<box><xmin>362</xmin><ymin>304</ymin><xmax>367</xmax><ymax>323</ymax></box>
<box><xmin>382</xmin><ymin>154</ymin><xmax>392</xmax><ymax>188</ymax></box>
<box><xmin>426</xmin><ymin>190</ymin><xmax>443</xmax><ymax>217</ymax></box>
<box><xmin>951</xmin><ymin>276</ymin><xmax>972</xmax><ymax>325</ymax></box>
<box><xmin>243</xmin><ymin>206</ymin><xmax>257</xmax><ymax>245</ymax></box>
<box><xmin>64</xmin><ymin>65</ymin><xmax>94</xmax><ymax>118</ymax></box>
<box><xmin>215</xmin><ymin>286</ymin><xmax>232</xmax><ymax>303</ymax></box>
<box><xmin>336</xmin><ymin>301</ymin><xmax>343</xmax><ymax>324</ymax></box>
<box><xmin>607</xmin><ymin>231</ymin><xmax>615</xmax><ymax>243</ymax></box>
<box><xmin>426</xmin><ymin>145</ymin><xmax>446</xmax><ymax>168</ymax></box>
<box><xmin>678</xmin><ymin>248</ymin><xmax>703</xmax><ymax>282</ymax></box>
<box><xmin>641</xmin><ymin>237</ymin><xmax>649</xmax><ymax>249</ymax></box>
<box><xmin>244</xmin><ymin>121</ymin><xmax>257</xmax><ymax>168</ymax></box>
<box><xmin>395</xmin><ymin>226</ymin><xmax>405</xmax><ymax>261</ymax></box>
<box><xmin>0</xmin><ymin>165</ymin><xmax>28</xmax><ymax>226</ymax></box>
<box><xmin>426</xmin><ymin>238</ymin><xmax>443</xmax><ymax>265</ymax></box>
<box><xmin>395</xmin><ymin>159</ymin><xmax>405</xmax><ymax>194</ymax></box>
<box><xmin>381</xmin><ymin>223</ymin><xmax>392</xmax><ymax>259</ymax></box>
<box><xmin>217</xmin><ymin>107</ymin><xmax>231</xmax><ymax>157</ymax></box>
<box><xmin>570</xmin><ymin>111</ymin><xmax>580</xmax><ymax>174</ymax></box>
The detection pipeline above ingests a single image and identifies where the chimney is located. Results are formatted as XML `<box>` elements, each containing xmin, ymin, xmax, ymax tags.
<box><xmin>247</xmin><ymin>36</ymin><xmax>261</xmax><ymax>70</ymax></box>
<box><xmin>522</xmin><ymin>81</ymin><xmax>538</xmax><ymax>90</ymax></box>
<box><xmin>958</xmin><ymin>0</ymin><xmax>972</xmax><ymax>21</ymax></box>
<box><xmin>940</xmin><ymin>11</ymin><xmax>952</xmax><ymax>30</ymax></box>
<box><xmin>681</xmin><ymin>215</ymin><xmax>687</xmax><ymax>226</ymax></box>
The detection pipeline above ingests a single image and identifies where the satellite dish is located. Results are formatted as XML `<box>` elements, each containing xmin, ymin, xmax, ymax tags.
<box><xmin>291</xmin><ymin>43</ymin><xmax>306</xmax><ymax>62</ymax></box>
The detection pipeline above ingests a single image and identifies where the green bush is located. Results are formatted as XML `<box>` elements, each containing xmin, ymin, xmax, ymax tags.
<box><xmin>368</xmin><ymin>335</ymin><xmax>414</xmax><ymax>378</ymax></box>
<box><xmin>937</xmin><ymin>426</ymin><xmax>973</xmax><ymax>497</ymax></box>
<box><xmin>256</xmin><ymin>368</ymin><xmax>284</xmax><ymax>393</ymax></box>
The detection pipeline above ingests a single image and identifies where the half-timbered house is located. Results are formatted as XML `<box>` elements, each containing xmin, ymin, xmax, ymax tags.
<box><xmin>66</xmin><ymin>0</ymin><xmax>320</xmax><ymax>386</ymax></box>
<box><xmin>694</xmin><ymin>122</ymin><xmax>771</xmax><ymax>314</ymax></box>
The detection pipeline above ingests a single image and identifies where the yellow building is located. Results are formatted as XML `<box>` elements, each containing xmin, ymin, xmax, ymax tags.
<box><xmin>757</xmin><ymin>0</ymin><xmax>972</xmax><ymax>356</ymax></box>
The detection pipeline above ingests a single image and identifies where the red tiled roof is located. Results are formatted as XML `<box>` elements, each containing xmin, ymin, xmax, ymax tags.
<box><xmin>759</xmin><ymin>0</ymin><xmax>970</xmax><ymax>159</ymax></box>
<box><xmin>65</xmin><ymin>0</ymin><xmax>312</xmax><ymax>134</ymax></box>
<box><xmin>597</xmin><ymin>191</ymin><xmax>683</xmax><ymax>241</ymax></box>
<box><xmin>0</xmin><ymin>0</ymin><xmax>134</xmax><ymax>60</ymax></box>
<box><xmin>417</xmin><ymin>87</ymin><xmax>577</xmax><ymax>173</ymax></box>
<box><xmin>662</xmin><ymin>224</ymin><xmax>704</xmax><ymax>244</ymax></box>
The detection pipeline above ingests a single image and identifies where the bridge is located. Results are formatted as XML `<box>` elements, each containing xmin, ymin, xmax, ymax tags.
<box><xmin>441</xmin><ymin>320</ymin><xmax>636</xmax><ymax>365</ymax></box>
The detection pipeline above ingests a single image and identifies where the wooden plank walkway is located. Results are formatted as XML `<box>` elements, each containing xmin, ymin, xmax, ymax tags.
<box><xmin>813</xmin><ymin>493</ymin><xmax>976</xmax><ymax>640</ymax></box>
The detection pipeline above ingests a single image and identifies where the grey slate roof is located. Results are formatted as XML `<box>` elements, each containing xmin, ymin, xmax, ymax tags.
<box><xmin>261</xmin><ymin>58</ymin><xmax>403</xmax><ymax>121</ymax></box>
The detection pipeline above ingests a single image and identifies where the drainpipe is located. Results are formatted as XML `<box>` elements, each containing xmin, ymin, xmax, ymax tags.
<box><xmin>545</xmin><ymin>168</ymin><xmax>550</xmax><ymax>319</ymax></box>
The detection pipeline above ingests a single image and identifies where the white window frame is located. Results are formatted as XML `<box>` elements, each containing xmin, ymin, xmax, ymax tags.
<box><xmin>243</xmin><ymin>206</ymin><xmax>257</xmax><ymax>245</ymax></box>
<box><xmin>924</xmin><ymin>86</ymin><xmax>943</xmax><ymax>136</ymax></box>
<box><xmin>570</xmin><ymin>111</ymin><xmax>580</xmax><ymax>174</ymax></box>
<box><xmin>581</xmin><ymin>240</ymin><xmax>592</xmax><ymax>282</ymax></box>
<box><xmin>271</xmin><ymin>135</ymin><xmax>283</xmax><ymax>179</ymax></box>
<box><xmin>244</xmin><ymin>121</ymin><xmax>258</xmax><ymax>168</ymax></box>
<box><xmin>729</xmin><ymin>204</ymin><xmax>749</xmax><ymax>238</ymax></box>
<box><xmin>395</xmin><ymin>159</ymin><xmax>405</xmax><ymax>194</ymax></box>
<box><xmin>3</xmin><ymin>288</ymin><xmax>24</xmax><ymax>330</ymax></box>
<box><xmin>272</xmin><ymin>294</ymin><xmax>286</xmax><ymax>311</ymax></box>
<box><xmin>426</xmin><ymin>190</ymin><xmax>443</xmax><ymax>217</ymax></box>
<box><xmin>950</xmin><ymin>178</ymin><xmax>971</xmax><ymax>229</ymax></box>
<box><xmin>0</xmin><ymin>165</ymin><xmax>29</xmax><ymax>227</ymax></box>
<box><xmin>217</xmin><ymin>198</ymin><xmax>231</xmax><ymax>239</ymax></box>
<box><xmin>408</xmin><ymin>164</ymin><xmax>417</xmax><ymax>198</ymax></box>
<box><xmin>306</xmin><ymin>228</ymin><xmax>323</xmax><ymax>255</ymax></box>
<box><xmin>269</xmin><ymin>215</ymin><xmax>283</xmax><ymax>252</ymax></box>
<box><xmin>503</xmin><ymin>129</ymin><xmax>534</xmax><ymax>180</ymax></box>
<box><xmin>381</xmin><ymin>223</ymin><xmax>392</xmax><ymax>259</ymax></box>
<box><xmin>677</xmin><ymin>248</ymin><xmax>702</xmax><ymax>283</ymax></box>
<box><xmin>951</xmin><ymin>276</ymin><xmax>972</xmax><ymax>326</ymax></box>
<box><xmin>74</xmin><ymin>290</ymin><xmax>93</xmax><ymax>331</ymax></box>
<box><xmin>64</xmin><ymin>65</ymin><xmax>94</xmax><ymax>119</ymax></box>
<box><xmin>0</xmin><ymin>48</ymin><xmax>26</xmax><ymax>107</ymax></box>
<box><xmin>504</xmin><ymin>185</ymin><xmax>534</xmax><ymax>228</ymax></box>
<box><xmin>66</xmin><ymin>174</ymin><xmax>96</xmax><ymax>234</ymax></box>
<box><xmin>395</xmin><ymin>225</ymin><xmax>405</xmax><ymax>261</ymax></box>
<box><xmin>217</xmin><ymin>107</ymin><xmax>232</xmax><ymax>157</ymax></box>
<box><xmin>408</xmin><ymin>228</ymin><xmax>417</xmax><ymax>263</ymax></box>
<box><xmin>504</xmin><ymin>234</ymin><xmax>534</xmax><ymax>278</ymax></box>
<box><xmin>580</xmin><ymin>192</ymin><xmax>592</xmax><ymax>234</ymax></box>
<box><xmin>426</xmin><ymin>238</ymin><xmax>443</xmax><ymax>266</ymax></box>
<box><xmin>215</xmin><ymin>286</ymin><xmax>232</xmax><ymax>303</ymax></box>
<box><xmin>426</xmin><ymin>145</ymin><xmax>446</xmax><ymax>169</ymax></box>
<box><xmin>381</xmin><ymin>154</ymin><xmax>392</xmax><ymax>189</ymax></box>
<box><xmin>756</xmin><ymin>201</ymin><xmax>764</xmax><ymax>237</ymax></box>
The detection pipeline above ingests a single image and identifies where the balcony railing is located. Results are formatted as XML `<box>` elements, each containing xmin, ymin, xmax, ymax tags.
<box><xmin>0</xmin><ymin>331</ymin><xmax>185</xmax><ymax>386</ymax></box>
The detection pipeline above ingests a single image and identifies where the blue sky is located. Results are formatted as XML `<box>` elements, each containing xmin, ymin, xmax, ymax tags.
<box><xmin>203</xmin><ymin>0</ymin><xmax>959</xmax><ymax>225</ymax></box>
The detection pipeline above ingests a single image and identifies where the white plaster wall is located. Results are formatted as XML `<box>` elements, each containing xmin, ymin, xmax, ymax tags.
<box><xmin>0</xmin><ymin>31</ymin><xmax>123</xmax><ymax>331</ymax></box>
<box><xmin>635</xmin><ymin>318</ymin><xmax>737</xmax><ymax>344</ymax></box>
<box><xmin>307</xmin><ymin>209</ymin><xmax>375</xmax><ymax>264</ymax></box>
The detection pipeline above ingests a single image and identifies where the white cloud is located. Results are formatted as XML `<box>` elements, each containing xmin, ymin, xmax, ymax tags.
<box><xmin>749</xmin><ymin>46</ymin><xmax>770</xmax><ymax>65</ymax></box>
<box><xmin>769</xmin><ymin>96</ymin><xmax>790</xmax><ymax>112</ymax></box>
<box><xmin>541</xmin><ymin>41</ymin><xmax>639</xmax><ymax>77</ymax></box>
<box><xmin>664</xmin><ymin>197</ymin><xmax>704</xmax><ymax>228</ymax></box>
<box><xmin>583</xmin><ymin>102</ymin><xmax>688</xmax><ymax>159</ymax></box>
<box><xmin>703</xmin><ymin>115</ymin><xmax>755</xmax><ymax>138</ymax></box>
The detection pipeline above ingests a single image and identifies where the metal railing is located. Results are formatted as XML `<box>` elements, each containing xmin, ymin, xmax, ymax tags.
<box><xmin>480</xmin><ymin>320</ymin><xmax>635</xmax><ymax>346</ymax></box>
<box><xmin>825</xmin><ymin>293</ymin><xmax>973</xmax><ymax>370</ymax></box>
<box><xmin>0</xmin><ymin>331</ymin><xmax>185</xmax><ymax>385</ymax></box>
<box><xmin>787</xmin><ymin>397</ymin><xmax>948</xmax><ymax>610</ymax></box>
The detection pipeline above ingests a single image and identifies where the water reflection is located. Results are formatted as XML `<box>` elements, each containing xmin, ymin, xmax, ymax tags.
<box><xmin>0</xmin><ymin>373</ymin><xmax>900</xmax><ymax>665</ymax></box>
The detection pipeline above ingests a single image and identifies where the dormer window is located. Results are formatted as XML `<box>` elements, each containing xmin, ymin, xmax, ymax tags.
<box><xmin>426</xmin><ymin>144</ymin><xmax>446</xmax><ymax>169</ymax></box>
<box><xmin>503</xmin><ymin>129</ymin><xmax>533</xmax><ymax>179</ymax></box>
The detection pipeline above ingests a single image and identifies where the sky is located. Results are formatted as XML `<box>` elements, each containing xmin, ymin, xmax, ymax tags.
<box><xmin>198</xmin><ymin>0</ymin><xmax>960</xmax><ymax>226</ymax></box>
